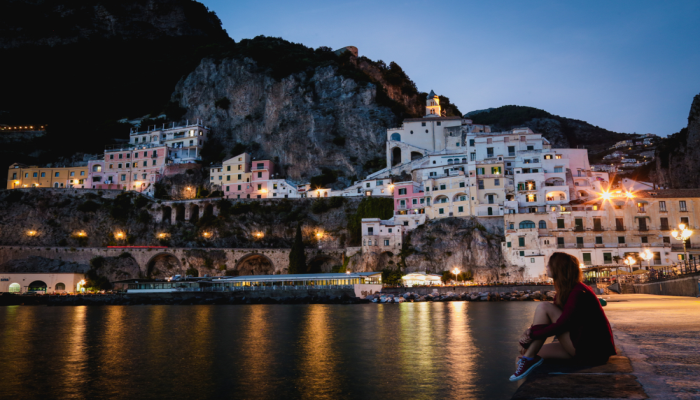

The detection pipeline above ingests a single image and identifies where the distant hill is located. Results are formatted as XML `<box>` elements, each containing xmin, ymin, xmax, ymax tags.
<box><xmin>465</xmin><ymin>105</ymin><xmax>633</xmax><ymax>148</ymax></box>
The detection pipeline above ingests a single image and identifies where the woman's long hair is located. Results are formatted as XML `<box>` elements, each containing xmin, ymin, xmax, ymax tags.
<box><xmin>549</xmin><ymin>252</ymin><xmax>583</xmax><ymax>307</ymax></box>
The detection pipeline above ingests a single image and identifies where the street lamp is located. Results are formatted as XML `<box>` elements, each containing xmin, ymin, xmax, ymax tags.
<box><xmin>672</xmin><ymin>224</ymin><xmax>693</xmax><ymax>265</ymax></box>
<box><xmin>623</xmin><ymin>256</ymin><xmax>635</xmax><ymax>273</ymax></box>
<box><xmin>452</xmin><ymin>268</ymin><xmax>460</xmax><ymax>285</ymax></box>
<box><xmin>640</xmin><ymin>249</ymin><xmax>653</xmax><ymax>270</ymax></box>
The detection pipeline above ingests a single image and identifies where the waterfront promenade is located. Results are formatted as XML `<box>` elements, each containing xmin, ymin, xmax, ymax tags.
<box><xmin>605</xmin><ymin>294</ymin><xmax>700</xmax><ymax>399</ymax></box>
<box><xmin>514</xmin><ymin>294</ymin><xmax>700</xmax><ymax>399</ymax></box>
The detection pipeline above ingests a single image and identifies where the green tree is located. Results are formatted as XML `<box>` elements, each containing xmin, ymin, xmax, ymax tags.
<box><xmin>347</xmin><ymin>197</ymin><xmax>395</xmax><ymax>245</ymax></box>
<box><xmin>381</xmin><ymin>268</ymin><xmax>403</xmax><ymax>286</ymax></box>
<box><xmin>288</xmin><ymin>223</ymin><xmax>307</xmax><ymax>274</ymax></box>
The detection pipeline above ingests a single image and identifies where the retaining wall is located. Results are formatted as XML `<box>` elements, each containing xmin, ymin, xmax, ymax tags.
<box><xmin>633</xmin><ymin>274</ymin><xmax>700</xmax><ymax>297</ymax></box>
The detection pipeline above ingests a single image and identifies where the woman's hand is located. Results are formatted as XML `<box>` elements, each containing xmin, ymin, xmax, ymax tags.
<box><xmin>518</xmin><ymin>329</ymin><xmax>532</xmax><ymax>355</ymax></box>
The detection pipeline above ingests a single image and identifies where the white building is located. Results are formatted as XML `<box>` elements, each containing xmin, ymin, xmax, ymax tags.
<box><xmin>0</xmin><ymin>273</ymin><xmax>85</xmax><ymax>294</ymax></box>
<box><xmin>361</xmin><ymin>218</ymin><xmax>404</xmax><ymax>253</ymax></box>
<box><xmin>129</xmin><ymin>122</ymin><xmax>209</xmax><ymax>164</ymax></box>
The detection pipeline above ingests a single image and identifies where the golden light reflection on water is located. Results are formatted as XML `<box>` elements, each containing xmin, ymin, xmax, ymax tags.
<box><xmin>238</xmin><ymin>305</ymin><xmax>274</xmax><ymax>399</ymax></box>
<box><xmin>61</xmin><ymin>306</ymin><xmax>87</xmax><ymax>397</ymax></box>
<box><xmin>445</xmin><ymin>302</ymin><xmax>477</xmax><ymax>394</ymax></box>
<box><xmin>298</xmin><ymin>305</ymin><xmax>341</xmax><ymax>400</ymax></box>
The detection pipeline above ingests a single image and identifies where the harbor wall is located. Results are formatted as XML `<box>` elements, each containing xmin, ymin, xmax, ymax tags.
<box><xmin>381</xmin><ymin>285</ymin><xmax>554</xmax><ymax>296</ymax></box>
<box><xmin>633</xmin><ymin>274</ymin><xmax>700</xmax><ymax>297</ymax></box>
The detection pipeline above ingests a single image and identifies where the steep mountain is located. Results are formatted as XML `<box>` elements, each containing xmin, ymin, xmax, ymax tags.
<box><xmin>652</xmin><ymin>93</ymin><xmax>700</xmax><ymax>188</ymax></box>
<box><xmin>466</xmin><ymin>105</ymin><xmax>633</xmax><ymax>148</ymax></box>
<box><xmin>171</xmin><ymin>36</ymin><xmax>459</xmax><ymax>182</ymax></box>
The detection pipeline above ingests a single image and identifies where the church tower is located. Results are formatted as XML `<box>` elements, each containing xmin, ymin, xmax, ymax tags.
<box><xmin>425</xmin><ymin>90</ymin><xmax>441</xmax><ymax>117</ymax></box>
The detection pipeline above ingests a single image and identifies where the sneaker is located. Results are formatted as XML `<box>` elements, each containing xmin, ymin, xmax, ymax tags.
<box><xmin>509</xmin><ymin>356</ymin><xmax>543</xmax><ymax>382</ymax></box>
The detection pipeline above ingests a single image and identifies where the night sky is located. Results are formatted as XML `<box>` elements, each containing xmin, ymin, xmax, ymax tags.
<box><xmin>200</xmin><ymin>0</ymin><xmax>700</xmax><ymax>136</ymax></box>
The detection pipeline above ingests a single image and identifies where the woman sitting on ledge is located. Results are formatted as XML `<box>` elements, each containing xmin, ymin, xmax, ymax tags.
<box><xmin>510</xmin><ymin>252</ymin><xmax>616</xmax><ymax>382</ymax></box>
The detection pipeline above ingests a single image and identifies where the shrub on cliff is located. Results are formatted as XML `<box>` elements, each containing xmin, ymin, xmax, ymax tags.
<box><xmin>77</xmin><ymin>200</ymin><xmax>100</xmax><ymax>213</ymax></box>
<box><xmin>347</xmin><ymin>197</ymin><xmax>394</xmax><ymax>245</ymax></box>
<box><xmin>215</xmin><ymin>97</ymin><xmax>230</xmax><ymax>110</ymax></box>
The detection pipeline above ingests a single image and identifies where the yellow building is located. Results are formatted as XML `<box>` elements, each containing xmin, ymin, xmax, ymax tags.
<box><xmin>7</xmin><ymin>163</ymin><xmax>89</xmax><ymax>189</ymax></box>
<box><xmin>424</xmin><ymin>172</ymin><xmax>471</xmax><ymax>219</ymax></box>
<box><xmin>470</xmin><ymin>161</ymin><xmax>506</xmax><ymax>216</ymax></box>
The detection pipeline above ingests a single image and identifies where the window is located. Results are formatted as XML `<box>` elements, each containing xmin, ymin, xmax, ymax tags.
<box><xmin>238</xmin><ymin>165</ymin><xmax>242</xmax><ymax>170</ymax></box>
<box><xmin>554</xmin><ymin>166</ymin><xmax>563</xmax><ymax>173</ymax></box>
<box><xmin>437</xmin><ymin>122</ymin><xmax>441</xmax><ymax>126</ymax></box>
<box><xmin>384</xmin><ymin>240</ymin><xmax>390</xmax><ymax>246</ymax></box>
<box><xmin>641</xmin><ymin>236</ymin><xmax>648</xmax><ymax>243</ymax></box>
<box><xmin>507</xmin><ymin>242</ymin><xmax>511</xmax><ymax>248</ymax></box>
<box><xmin>118</xmin><ymin>164</ymin><xmax>122</xmax><ymax>169</ymax></box>
<box><xmin>40</xmin><ymin>172</ymin><xmax>45</xmax><ymax>177</ymax></box>
<box><xmin>227</xmin><ymin>166</ymin><xmax>231</xmax><ymax>171</ymax></box>
<box><xmin>663</xmin><ymin>236</ymin><xmax>670</xmax><ymax>244</ymax></box>
<box><xmin>618</xmin><ymin>236</ymin><xmax>625</xmax><ymax>244</ymax></box>
<box><xmin>439</xmin><ymin>184</ymin><xmax>446</xmax><ymax>190</ymax></box>
<box><xmin>478</xmin><ymin>180</ymin><xmax>484</xmax><ymax>189</ymax></box>
<box><xmin>680</xmin><ymin>201</ymin><xmax>687</xmax><ymax>212</ymax></box>
<box><xmin>121</xmin><ymin>174</ymin><xmax>126</xmax><ymax>181</ymax></box>
<box><xmin>508</xmin><ymin>146</ymin><xmax>515</xmax><ymax>156</ymax></box>
<box><xmin>539</xmin><ymin>220</ymin><xmax>547</xmax><ymax>229</ymax></box>
<box><xmin>494</xmin><ymin>179</ymin><xmax>500</xmax><ymax>186</ymax></box>
<box><xmin>152</xmin><ymin>160</ymin><xmax>156</xmax><ymax>166</ymax></box>
<box><xmin>257</xmin><ymin>184</ymin><xmax>262</xmax><ymax>190</ymax></box>
<box><xmin>519</xmin><ymin>220</ymin><xmax>536</xmax><ymax>229</ymax></box>
<box><xmin>439</xmin><ymin>208</ymin><xmax>444</xmax><ymax>215</ymax></box>
<box><xmin>660</xmin><ymin>217</ymin><xmax>669</xmax><ymax>229</ymax></box>
<box><xmin>582</xmin><ymin>253</ymin><xmax>592</xmax><ymax>265</ymax></box>
<box><xmin>470</xmin><ymin>153</ymin><xmax>476</xmax><ymax>161</ymax></box>
<box><xmin>126</xmin><ymin>154</ymin><xmax>130</xmax><ymax>159</ymax></box>
<box><xmin>273</xmin><ymin>184</ymin><xmax>277</xmax><ymax>189</ymax></box>
<box><xmin>576</xmin><ymin>237</ymin><xmax>584</xmax><ymax>246</ymax></box>
<box><xmin>487</xmin><ymin>147</ymin><xmax>494</xmax><ymax>157</ymax></box>
<box><xmin>681</xmin><ymin>217</ymin><xmax>689</xmax><ymax>226</ymax></box>
<box><xmin>574</xmin><ymin>218</ymin><xmax>583</xmax><ymax>230</ymax></box>
<box><xmin>458</xmin><ymin>206</ymin><xmax>464</xmax><ymax>212</ymax></box>
<box><xmin>526</xmin><ymin>194</ymin><xmax>537</xmax><ymax>203</ymax></box>
<box><xmin>469</xmin><ymin>139</ymin><xmax>475</xmax><ymax>147</ymax></box>
<box><xmin>237</xmin><ymin>174</ymin><xmax>241</xmax><ymax>180</ymax></box>
<box><xmin>658</xmin><ymin>201</ymin><xmax>667</xmax><ymax>211</ymax></box>
<box><xmin>377</xmin><ymin>180</ymin><xmax>384</xmax><ymax>185</ymax></box>
<box><xmin>557</xmin><ymin>237</ymin><xmax>565</xmax><ymax>246</ymax></box>
<box><xmin>518</xmin><ymin>237</ymin><xmax>525</xmax><ymax>247</ymax></box>
<box><xmin>126</xmin><ymin>163</ymin><xmax>130</xmax><ymax>168</ymax></box>
<box><xmin>368</xmin><ymin>227</ymin><xmax>374</xmax><ymax>235</ymax></box>
<box><xmin>491</xmin><ymin>166</ymin><xmax>501</xmax><ymax>174</ymax></box>
<box><xmin>119</xmin><ymin>154</ymin><xmax>123</xmax><ymax>159</ymax></box>
<box><xmin>557</xmin><ymin>219</ymin><xmax>565</xmax><ymax>229</ymax></box>
<box><xmin>519</xmin><ymin>251</ymin><xmax>525</xmax><ymax>257</ymax></box>
<box><xmin>238</xmin><ymin>185</ymin><xmax>241</xmax><ymax>190</ymax></box>
<box><xmin>603</xmin><ymin>253</ymin><xmax>612</xmax><ymax>264</ymax></box>
<box><xmin>257</xmin><ymin>172</ymin><xmax>262</xmax><ymax>178</ymax></box>
<box><xmin>616</xmin><ymin>218</ymin><xmax>624</xmax><ymax>230</ymax></box>
<box><xmin>527</xmin><ymin>145</ymin><xmax>534</xmax><ymax>150</ymax></box>
<box><xmin>595</xmin><ymin>236</ymin><xmax>603</xmax><ymax>244</ymax></box>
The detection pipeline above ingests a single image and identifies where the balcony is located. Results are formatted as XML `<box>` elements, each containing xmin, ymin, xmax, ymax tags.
<box><xmin>637</xmin><ymin>226</ymin><xmax>649</xmax><ymax>232</ymax></box>
<box><xmin>573</xmin><ymin>226</ymin><xmax>585</xmax><ymax>232</ymax></box>
<box><xmin>660</xmin><ymin>224</ymin><xmax>670</xmax><ymax>230</ymax></box>
<box><xmin>592</xmin><ymin>225</ymin><xmax>604</xmax><ymax>232</ymax></box>
<box><xmin>615</xmin><ymin>226</ymin><xmax>626</xmax><ymax>231</ymax></box>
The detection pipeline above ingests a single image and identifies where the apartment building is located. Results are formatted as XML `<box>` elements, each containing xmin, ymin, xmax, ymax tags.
<box><xmin>88</xmin><ymin>144</ymin><xmax>168</xmax><ymax>192</ymax></box>
<box><xmin>393</xmin><ymin>181</ymin><xmax>426</xmax><ymax>228</ymax></box>
<box><xmin>7</xmin><ymin>163</ymin><xmax>88</xmax><ymax>189</ymax></box>
<box><xmin>503</xmin><ymin>189</ymin><xmax>700</xmax><ymax>279</ymax></box>
<box><xmin>129</xmin><ymin>122</ymin><xmax>209</xmax><ymax>164</ymax></box>
<box><xmin>216</xmin><ymin>153</ymin><xmax>300</xmax><ymax>199</ymax></box>
<box><xmin>361</xmin><ymin>218</ymin><xmax>403</xmax><ymax>252</ymax></box>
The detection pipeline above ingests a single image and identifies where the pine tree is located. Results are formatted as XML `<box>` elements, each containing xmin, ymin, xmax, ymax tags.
<box><xmin>288</xmin><ymin>223</ymin><xmax>307</xmax><ymax>274</ymax></box>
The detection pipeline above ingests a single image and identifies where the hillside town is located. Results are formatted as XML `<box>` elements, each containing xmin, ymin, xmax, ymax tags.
<box><xmin>4</xmin><ymin>91</ymin><xmax>695</xmax><ymax>282</ymax></box>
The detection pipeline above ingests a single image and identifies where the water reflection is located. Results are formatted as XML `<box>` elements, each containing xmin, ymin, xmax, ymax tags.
<box><xmin>0</xmin><ymin>302</ymin><xmax>539</xmax><ymax>400</ymax></box>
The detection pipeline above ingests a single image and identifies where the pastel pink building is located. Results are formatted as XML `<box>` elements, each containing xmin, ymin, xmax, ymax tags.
<box><xmin>88</xmin><ymin>144</ymin><xmax>168</xmax><ymax>193</ymax></box>
<box><xmin>394</xmin><ymin>181</ymin><xmax>426</xmax><ymax>216</ymax></box>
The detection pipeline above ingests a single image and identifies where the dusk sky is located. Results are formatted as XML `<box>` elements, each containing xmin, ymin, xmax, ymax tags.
<box><xmin>200</xmin><ymin>0</ymin><xmax>700</xmax><ymax>136</ymax></box>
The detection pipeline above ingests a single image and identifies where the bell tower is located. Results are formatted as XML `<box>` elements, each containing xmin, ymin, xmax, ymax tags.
<box><xmin>425</xmin><ymin>90</ymin><xmax>441</xmax><ymax>117</ymax></box>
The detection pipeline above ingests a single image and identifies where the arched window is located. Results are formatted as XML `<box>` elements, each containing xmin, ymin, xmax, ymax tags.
<box><xmin>92</xmin><ymin>165</ymin><xmax>102</xmax><ymax>172</ymax></box>
<box><xmin>55</xmin><ymin>283</ymin><xmax>66</xmax><ymax>291</ymax></box>
<box><xmin>519</xmin><ymin>220</ymin><xmax>536</xmax><ymax>229</ymax></box>
<box><xmin>461</xmin><ymin>158</ymin><xmax>467</xmax><ymax>163</ymax></box>
<box><xmin>539</xmin><ymin>220</ymin><xmax>547</xmax><ymax>229</ymax></box>
<box><xmin>390</xmin><ymin>133</ymin><xmax>401</xmax><ymax>141</ymax></box>
<box><xmin>8</xmin><ymin>283</ymin><xmax>20</xmax><ymax>293</ymax></box>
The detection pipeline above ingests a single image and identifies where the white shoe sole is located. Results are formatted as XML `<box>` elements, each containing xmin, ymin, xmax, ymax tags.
<box><xmin>509</xmin><ymin>358</ymin><xmax>544</xmax><ymax>382</ymax></box>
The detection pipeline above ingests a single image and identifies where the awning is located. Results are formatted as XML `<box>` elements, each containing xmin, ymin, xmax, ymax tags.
<box><xmin>634</xmin><ymin>215</ymin><xmax>650</xmax><ymax>219</ymax></box>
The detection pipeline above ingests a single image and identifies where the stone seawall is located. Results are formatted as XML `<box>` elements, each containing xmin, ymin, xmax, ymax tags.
<box><xmin>633</xmin><ymin>274</ymin><xmax>700</xmax><ymax>297</ymax></box>
<box><xmin>381</xmin><ymin>285</ymin><xmax>554</xmax><ymax>296</ymax></box>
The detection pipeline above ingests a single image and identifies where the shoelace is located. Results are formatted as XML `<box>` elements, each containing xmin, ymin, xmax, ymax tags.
<box><xmin>516</xmin><ymin>358</ymin><xmax>527</xmax><ymax>374</ymax></box>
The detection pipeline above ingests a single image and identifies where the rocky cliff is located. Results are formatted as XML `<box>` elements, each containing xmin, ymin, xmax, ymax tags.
<box><xmin>173</xmin><ymin>58</ymin><xmax>398</xmax><ymax>182</ymax></box>
<box><xmin>652</xmin><ymin>94</ymin><xmax>700</xmax><ymax>188</ymax></box>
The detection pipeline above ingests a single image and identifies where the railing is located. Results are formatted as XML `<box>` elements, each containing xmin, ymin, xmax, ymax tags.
<box><xmin>660</xmin><ymin>224</ymin><xmax>670</xmax><ymax>230</ymax></box>
<box><xmin>645</xmin><ymin>260</ymin><xmax>700</xmax><ymax>283</ymax></box>
<box><xmin>174</xmin><ymin>284</ymin><xmax>356</xmax><ymax>293</ymax></box>
<box><xmin>574</xmin><ymin>226</ymin><xmax>584</xmax><ymax>232</ymax></box>
<box><xmin>477</xmin><ymin>211</ymin><xmax>504</xmax><ymax>216</ymax></box>
<box><xmin>616</xmin><ymin>226</ymin><xmax>626</xmax><ymax>231</ymax></box>
<box><xmin>637</xmin><ymin>226</ymin><xmax>649</xmax><ymax>231</ymax></box>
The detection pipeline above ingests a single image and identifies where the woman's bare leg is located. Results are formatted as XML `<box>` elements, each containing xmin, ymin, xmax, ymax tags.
<box><xmin>524</xmin><ymin>302</ymin><xmax>563</xmax><ymax>358</ymax></box>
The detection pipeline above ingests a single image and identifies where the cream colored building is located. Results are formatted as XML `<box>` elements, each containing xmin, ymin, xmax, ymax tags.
<box><xmin>502</xmin><ymin>189</ymin><xmax>700</xmax><ymax>280</ymax></box>
<box><xmin>0</xmin><ymin>273</ymin><xmax>85</xmax><ymax>294</ymax></box>
<box><xmin>423</xmin><ymin>171</ymin><xmax>471</xmax><ymax>219</ymax></box>
<box><xmin>361</xmin><ymin>218</ymin><xmax>404</xmax><ymax>253</ymax></box>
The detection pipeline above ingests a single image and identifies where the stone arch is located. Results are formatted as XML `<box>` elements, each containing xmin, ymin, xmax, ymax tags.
<box><xmin>55</xmin><ymin>282</ymin><xmax>66</xmax><ymax>291</ymax></box>
<box><xmin>203</xmin><ymin>203</ymin><xmax>214</xmax><ymax>218</ymax></box>
<box><xmin>546</xmin><ymin>191</ymin><xmax>567</xmax><ymax>202</ymax></box>
<box><xmin>411</xmin><ymin>151</ymin><xmax>423</xmax><ymax>161</ymax></box>
<box><xmin>390</xmin><ymin>132</ymin><xmax>401</xmax><ymax>141</ymax></box>
<box><xmin>8</xmin><ymin>283</ymin><xmax>20</xmax><ymax>293</ymax></box>
<box><xmin>162</xmin><ymin>206</ymin><xmax>172</xmax><ymax>224</ymax></box>
<box><xmin>28</xmin><ymin>280</ymin><xmax>47</xmax><ymax>293</ymax></box>
<box><xmin>307</xmin><ymin>254</ymin><xmax>342</xmax><ymax>273</ymax></box>
<box><xmin>434</xmin><ymin>195</ymin><xmax>449</xmax><ymax>204</ymax></box>
<box><xmin>190</xmin><ymin>204</ymin><xmax>200</xmax><ymax>223</ymax></box>
<box><xmin>235</xmin><ymin>253</ymin><xmax>275</xmax><ymax>276</ymax></box>
<box><xmin>175</xmin><ymin>204</ymin><xmax>185</xmax><ymax>222</ymax></box>
<box><xmin>452</xmin><ymin>192</ymin><xmax>468</xmax><ymax>202</ymax></box>
<box><xmin>391</xmin><ymin>147</ymin><xmax>402</xmax><ymax>166</ymax></box>
<box><xmin>145</xmin><ymin>252</ymin><xmax>182</xmax><ymax>278</ymax></box>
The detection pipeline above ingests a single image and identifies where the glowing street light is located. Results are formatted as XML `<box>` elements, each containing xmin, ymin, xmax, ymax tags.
<box><xmin>27</xmin><ymin>230</ymin><xmax>37</xmax><ymax>237</ymax></box>
<box><xmin>640</xmin><ymin>249</ymin><xmax>653</xmax><ymax>270</ymax></box>
<box><xmin>254</xmin><ymin>232</ymin><xmax>264</xmax><ymax>239</ymax></box>
<box><xmin>672</xmin><ymin>224</ymin><xmax>693</xmax><ymax>264</ymax></box>
<box><xmin>452</xmin><ymin>267</ymin><xmax>460</xmax><ymax>284</ymax></box>
<box><xmin>115</xmin><ymin>231</ymin><xmax>124</xmax><ymax>239</ymax></box>
<box><xmin>158</xmin><ymin>233</ymin><xmax>167</xmax><ymax>239</ymax></box>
